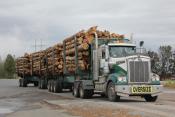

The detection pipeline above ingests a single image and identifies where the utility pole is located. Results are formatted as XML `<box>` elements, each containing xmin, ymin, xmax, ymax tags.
<box><xmin>32</xmin><ymin>39</ymin><xmax>46</xmax><ymax>52</ymax></box>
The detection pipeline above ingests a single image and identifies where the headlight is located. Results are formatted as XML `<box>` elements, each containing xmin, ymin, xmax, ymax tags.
<box><xmin>151</xmin><ymin>77</ymin><xmax>156</xmax><ymax>81</ymax></box>
<box><xmin>155</xmin><ymin>76</ymin><xmax>160</xmax><ymax>81</ymax></box>
<box><xmin>151</xmin><ymin>73</ymin><xmax>160</xmax><ymax>81</ymax></box>
<box><xmin>118</xmin><ymin>76</ymin><xmax>127</xmax><ymax>82</ymax></box>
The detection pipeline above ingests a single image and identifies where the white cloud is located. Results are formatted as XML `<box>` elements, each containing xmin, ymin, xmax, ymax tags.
<box><xmin>0</xmin><ymin>0</ymin><xmax>175</xmax><ymax>59</ymax></box>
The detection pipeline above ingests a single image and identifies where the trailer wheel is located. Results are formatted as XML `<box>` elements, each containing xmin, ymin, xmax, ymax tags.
<box><xmin>100</xmin><ymin>93</ymin><xmax>106</xmax><ymax>97</ymax></box>
<box><xmin>42</xmin><ymin>80</ymin><xmax>47</xmax><ymax>89</ymax></box>
<box><xmin>48</xmin><ymin>80</ymin><xmax>51</xmax><ymax>92</ymax></box>
<box><xmin>19</xmin><ymin>79</ymin><xmax>22</xmax><ymax>87</ymax></box>
<box><xmin>23</xmin><ymin>79</ymin><xmax>27</xmax><ymax>87</ymax></box>
<box><xmin>54</xmin><ymin>80</ymin><xmax>62</xmax><ymax>93</ymax></box>
<box><xmin>107</xmin><ymin>82</ymin><xmax>120</xmax><ymax>102</ymax></box>
<box><xmin>38</xmin><ymin>79</ymin><xmax>41</xmax><ymax>89</ymax></box>
<box><xmin>73</xmin><ymin>86</ymin><xmax>80</xmax><ymax>98</ymax></box>
<box><xmin>50</xmin><ymin>80</ymin><xmax>54</xmax><ymax>92</ymax></box>
<box><xmin>87</xmin><ymin>90</ymin><xmax>94</xmax><ymax>98</ymax></box>
<box><xmin>144</xmin><ymin>95</ymin><xmax>158</xmax><ymax>102</ymax></box>
<box><xmin>47</xmin><ymin>81</ymin><xmax>49</xmax><ymax>90</ymax></box>
<box><xmin>22</xmin><ymin>79</ymin><xmax>27</xmax><ymax>87</ymax></box>
<box><xmin>79</xmin><ymin>86</ymin><xmax>85</xmax><ymax>98</ymax></box>
<box><xmin>40</xmin><ymin>80</ymin><xmax>44</xmax><ymax>89</ymax></box>
<box><xmin>34</xmin><ymin>82</ymin><xmax>38</xmax><ymax>87</ymax></box>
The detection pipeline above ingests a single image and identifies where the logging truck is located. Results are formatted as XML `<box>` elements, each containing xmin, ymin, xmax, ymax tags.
<box><xmin>78</xmin><ymin>37</ymin><xmax>161</xmax><ymax>101</ymax></box>
<box><xmin>17</xmin><ymin>27</ymin><xmax>162</xmax><ymax>102</ymax></box>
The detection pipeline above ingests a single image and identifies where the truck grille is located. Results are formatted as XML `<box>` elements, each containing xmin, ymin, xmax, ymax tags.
<box><xmin>129</xmin><ymin>61</ymin><xmax>150</xmax><ymax>83</ymax></box>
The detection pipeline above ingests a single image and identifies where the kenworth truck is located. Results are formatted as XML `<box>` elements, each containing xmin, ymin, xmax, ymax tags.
<box><xmin>71</xmin><ymin>34</ymin><xmax>162</xmax><ymax>102</ymax></box>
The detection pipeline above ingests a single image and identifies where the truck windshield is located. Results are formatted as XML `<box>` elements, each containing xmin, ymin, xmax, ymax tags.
<box><xmin>109</xmin><ymin>46</ymin><xmax>136</xmax><ymax>58</ymax></box>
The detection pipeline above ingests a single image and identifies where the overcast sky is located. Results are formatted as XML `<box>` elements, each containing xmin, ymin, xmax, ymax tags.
<box><xmin>0</xmin><ymin>0</ymin><xmax>175</xmax><ymax>59</ymax></box>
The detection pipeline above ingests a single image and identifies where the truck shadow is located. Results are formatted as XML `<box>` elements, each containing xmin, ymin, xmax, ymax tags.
<box><xmin>92</xmin><ymin>95</ymin><xmax>145</xmax><ymax>103</ymax></box>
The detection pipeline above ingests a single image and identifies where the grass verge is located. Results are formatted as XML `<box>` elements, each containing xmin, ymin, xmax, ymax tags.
<box><xmin>164</xmin><ymin>80</ymin><xmax>175</xmax><ymax>88</ymax></box>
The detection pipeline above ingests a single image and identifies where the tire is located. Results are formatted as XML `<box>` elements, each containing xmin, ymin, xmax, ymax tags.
<box><xmin>50</xmin><ymin>80</ymin><xmax>54</xmax><ymax>92</ymax></box>
<box><xmin>54</xmin><ymin>80</ymin><xmax>62</xmax><ymax>93</ymax></box>
<box><xmin>34</xmin><ymin>82</ymin><xmax>38</xmax><ymax>87</ymax></box>
<box><xmin>38</xmin><ymin>79</ymin><xmax>41</xmax><ymax>89</ymax></box>
<box><xmin>21</xmin><ymin>79</ymin><xmax>24</xmax><ymax>87</ymax></box>
<box><xmin>21</xmin><ymin>79</ymin><xmax>27</xmax><ymax>87</ymax></box>
<box><xmin>100</xmin><ymin>93</ymin><xmax>106</xmax><ymax>97</ymax></box>
<box><xmin>79</xmin><ymin>85</ymin><xmax>93</xmax><ymax>99</ymax></box>
<box><xmin>47</xmin><ymin>80</ymin><xmax>50</xmax><ymax>90</ymax></box>
<box><xmin>41</xmin><ymin>79</ymin><xmax>47</xmax><ymax>89</ymax></box>
<box><xmin>70</xmin><ymin>87</ymin><xmax>73</xmax><ymax>92</ymax></box>
<box><xmin>79</xmin><ymin>86</ymin><xmax>86</xmax><ymax>99</ymax></box>
<box><xmin>107</xmin><ymin>82</ymin><xmax>120</xmax><ymax>102</ymax></box>
<box><xmin>144</xmin><ymin>95</ymin><xmax>158</xmax><ymax>102</ymax></box>
<box><xmin>48</xmin><ymin>80</ymin><xmax>51</xmax><ymax>92</ymax></box>
<box><xmin>23</xmin><ymin>79</ymin><xmax>27</xmax><ymax>87</ymax></box>
<box><xmin>87</xmin><ymin>90</ymin><xmax>93</xmax><ymax>98</ymax></box>
<box><xmin>19</xmin><ymin>79</ymin><xmax>22</xmax><ymax>87</ymax></box>
<box><xmin>53</xmin><ymin>81</ymin><xmax>56</xmax><ymax>93</ymax></box>
<box><xmin>73</xmin><ymin>86</ymin><xmax>80</xmax><ymax>98</ymax></box>
<box><xmin>41</xmin><ymin>80</ymin><xmax>44</xmax><ymax>89</ymax></box>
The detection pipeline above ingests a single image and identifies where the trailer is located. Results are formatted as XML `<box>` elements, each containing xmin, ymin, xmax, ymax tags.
<box><xmin>37</xmin><ymin>44</ymin><xmax>71</xmax><ymax>92</ymax></box>
<box><xmin>16</xmin><ymin>54</ymin><xmax>39</xmax><ymax>87</ymax></box>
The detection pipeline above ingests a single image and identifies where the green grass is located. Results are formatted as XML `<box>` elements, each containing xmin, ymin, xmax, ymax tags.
<box><xmin>164</xmin><ymin>80</ymin><xmax>175</xmax><ymax>88</ymax></box>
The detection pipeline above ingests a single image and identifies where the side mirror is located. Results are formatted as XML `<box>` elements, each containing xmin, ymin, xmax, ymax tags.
<box><xmin>139</xmin><ymin>41</ymin><xmax>144</xmax><ymax>47</ymax></box>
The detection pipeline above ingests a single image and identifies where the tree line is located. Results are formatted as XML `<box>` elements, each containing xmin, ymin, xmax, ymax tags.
<box><xmin>148</xmin><ymin>45</ymin><xmax>175</xmax><ymax>80</ymax></box>
<box><xmin>0</xmin><ymin>54</ymin><xmax>16</xmax><ymax>79</ymax></box>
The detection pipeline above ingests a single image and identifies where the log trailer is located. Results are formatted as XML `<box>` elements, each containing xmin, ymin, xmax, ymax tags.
<box><xmin>17</xmin><ymin>27</ymin><xmax>162</xmax><ymax>102</ymax></box>
<box><xmin>16</xmin><ymin>54</ymin><xmax>39</xmax><ymax>87</ymax></box>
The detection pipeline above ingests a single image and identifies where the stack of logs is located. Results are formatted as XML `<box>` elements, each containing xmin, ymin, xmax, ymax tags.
<box><xmin>30</xmin><ymin>51</ymin><xmax>44</xmax><ymax>75</ymax></box>
<box><xmin>46</xmin><ymin>43</ymin><xmax>63</xmax><ymax>74</ymax></box>
<box><xmin>16</xmin><ymin>26</ymin><xmax>124</xmax><ymax>75</ymax></box>
<box><xmin>16</xmin><ymin>53</ymin><xmax>30</xmax><ymax>76</ymax></box>
<box><xmin>64</xmin><ymin>26</ymin><xmax>124</xmax><ymax>73</ymax></box>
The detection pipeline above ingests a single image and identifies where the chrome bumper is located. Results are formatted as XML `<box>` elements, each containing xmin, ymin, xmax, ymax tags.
<box><xmin>115</xmin><ymin>85</ymin><xmax>163</xmax><ymax>97</ymax></box>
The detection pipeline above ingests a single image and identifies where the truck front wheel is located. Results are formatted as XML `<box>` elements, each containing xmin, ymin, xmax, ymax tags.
<box><xmin>144</xmin><ymin>95</ymin><xmax>158</xmax><ymax>102</ymax></box>
<box><xmin>107</xmin><ymin>82</ymin><xmax>120</xmax><ymax>102</ymax></box>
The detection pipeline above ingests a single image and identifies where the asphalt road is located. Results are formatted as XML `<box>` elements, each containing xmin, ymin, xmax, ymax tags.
<box><xmin>0</xmin><ymin>79</ymin><xmax>175</xmax><ymax>117</ymax></box>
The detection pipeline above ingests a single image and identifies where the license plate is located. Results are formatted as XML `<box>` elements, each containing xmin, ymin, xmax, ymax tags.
<box><xmin>131</xmin><ymin>86</ymin><xmax>152</xmax><ymax>94</ymax></box>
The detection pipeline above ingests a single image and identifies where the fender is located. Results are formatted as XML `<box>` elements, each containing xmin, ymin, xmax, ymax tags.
<box><xmin>107</xmin><ymin>64</ymin><xmax>127</xmax><ymax>83</ymax></box>
<box><xmin>105</xmin><ymin>64</ymin><xmax>128</xmax><ymax>92</ymax></box>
